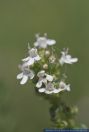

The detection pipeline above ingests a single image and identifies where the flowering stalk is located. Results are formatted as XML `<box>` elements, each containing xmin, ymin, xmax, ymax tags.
<box><xmin>17</xmin><ymin>34</ymin><xmax>87</xmax><ymax>128</ymax></box>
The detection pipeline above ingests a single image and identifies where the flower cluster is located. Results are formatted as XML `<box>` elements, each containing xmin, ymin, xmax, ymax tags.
<box><xmin>17</xmin><ymin>34</ymin><xmax>78</xmax><ymax>94</ymax></box>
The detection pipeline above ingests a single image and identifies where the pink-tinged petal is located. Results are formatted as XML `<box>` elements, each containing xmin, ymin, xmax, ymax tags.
<box><xmin>17</xmin><ymin>73</ymin><xmax>23</xmax><ymax>79</ymax></box>
<box><xmin>38</xmin><ymin>88</ymin><xmax>45</xmax><ymax>93</ymax></box>
<box><xmin>47</xmin><ymin>39</ymin><xmax>56</xmax><ymax>45</ymax></box>
<box><xmin>20</xmin><ymin>75</ymin><xmax>28</xmax><ymax>85</ymax></box>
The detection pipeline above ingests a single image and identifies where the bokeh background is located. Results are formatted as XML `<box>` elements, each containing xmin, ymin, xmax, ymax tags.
<box><xmin>0</xmin><ymin>0</ymin><xmax>89</xmax><ymax>131</ymax></box>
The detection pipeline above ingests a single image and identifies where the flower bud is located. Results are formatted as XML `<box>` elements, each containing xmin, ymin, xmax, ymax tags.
<box><xmin>45</xmin><ymin>50</ymin><xmax>50</xmax><ymax>57</ymax></box>
<box><xmin>81</xmin><ymin>124</ymin><xmax>87</xmax><ymax>128</ymax></box>
<box><xmin>53</xmin><ymin>75</ymin><xmax>57</xmax><ymax>80</ymax></box>
<box><xmin>59</xmin><ymin>120</ymin><xmax>68</xmax><ymax>128</ymax></box>
<box><xmin>71</xmin><ymin>106</ymin><xmax>78</xmax><ymax>114</ymax></box>
<box><xmin>43</xmin><ymin>64</ymin><xmax>48</xmax><ymax>69</ymax></box>
<box><xmin>49</xmin><ymin>55</ymin><xmax>56</xmax><ymax>63</ymax></box>
<box><xmin>61</xmin><ymin>121</ymin><xmax>68</xmax><ymax>126</ymax></box>
<box><xmin>68</xmin><ymin>119</ymin><xmax>75</xmax><ymax>126</ymax></box>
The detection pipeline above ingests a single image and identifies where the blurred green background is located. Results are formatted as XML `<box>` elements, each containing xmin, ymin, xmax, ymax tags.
<box><xmin>0</xmin><ymin>0</ymin><xmax>89</xmax><ymax>131</ymax></box>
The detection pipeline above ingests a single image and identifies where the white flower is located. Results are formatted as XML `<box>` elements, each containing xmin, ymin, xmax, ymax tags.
<box><xmin>59</xmin><ymin>49</ymin><xmax>78</xmax><ymax>65</ymax></box>
<box><xmin>34</xmin><ymin>34</ymin><xmax>56</xmax><ymax>49</ymax></box>
<box><xmin>58</xmin><ymin>81</ymin><xmax>71</xmax><ymax>92</ymax></box>
<box><xmin>22</xmin><ymin>48</ymin><xmax>41</xmax><ymax>66</ymax></box>
<box><xmin>38</xmin><ymin>81</ymin><xmax>70</xmax><ymax>94</ymax></box>
<box><xmin>38</xmin><ymin>82</ymin><xmax>57</xmax><ymax>94</ymax></box>
<box><xmin>17</xmin><ymin>65</ymin><xmax>34</xmax><ymax>85</ymax></box>
<box><xmin>36</xmin><ymin>70</ymin><xmax>53</xmax><ymax>88</ymax></box>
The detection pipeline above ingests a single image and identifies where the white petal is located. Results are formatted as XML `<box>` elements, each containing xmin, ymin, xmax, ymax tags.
<box><xmin>59</xmin><ymin>81</ymin><xmax>71</xmax><ymax>92</ymax></box>
<box><xmin>70</xmin><ymin>58</ymin><xmax>78</xmax><ymax>63</ymax></box>
<box><xmin>40</xmin><ymin>43</ymin><xmax>47</xmax><ymax>48</ymax></box>
<box><xmin>47</xmin><ymin>39</ymin><xmax>56</xmax><ymax>45</ymax></box>
<box><xmin>34</xmin><ymin>55</ymin><xmax>41</xmax><ymax>61</ymax></box>
<box><xmin>64</xmin><ymin>55</ymin><xmax>78</xmax><ymax>64</ymax></box>
<box><xmin>22</xmin><ymin>57</ymin><xmax>30</xmax><ymax>62</ymax></box>
<box><xmin>45</xmin><ymin>90</ymin><xmax>53</xmax><ymax>94</ymax></box>
<box><xmin>64</xmin><ymin>60</ymin><xmax>73</xmax><ymax>64</ymax></box>
<box><xmin>59</xmin><ymin>81</ymin><xmax>66</xmax><ymax>86</ymax></box>
<box><xmin>64</xmin><ymin>58</ymin><xmax>77</xmax><ymax>64</ymax></box>
<box><xmin>59</xmin><ymin>58</ymin><xmax>64</xmax><ymax>65</ymax></box>
<box><xmin>20</xmin><ymin>75</ymin><xmax>28</xmax><ymax>85</ymax></box>
<box><xmin>64</xmin><ymin>55</ymin><xmax>73</xmax><ymax>64</ymax></box>
<box><xmin>30</xmin><ymin>48</ymin><xmax>38</xmax><ymax>57</ymax></box>
<box><xmin>17</xmin><ymin>73</ymin><xmax>23</xmax><ymax>79</ymax></box>
<box><xmin>53</xmin><ymin>89</ymin><xmax>61</xmax><ymax>93</ymax></box>
<box><xmin>61</xmin><ymin>51</ymin><xmax>66</xmax><ymax>56</ymax></box>
<box><xmin>38</xmin><ymin>88</ymin><xmax>45</xmax><ymax>93</ymax></box>
<box><xmin>66</xmin><ymin>85</ymin><xmax>71</xmax><ymax>91</ymax></box>
<box><xmin>34</xmin><ymin>42</ymin><xmax>39</xmax><ymax>47</ymax></box>
<box><xmin>25</xmin><ymin>58</ymin><xmax>34</xmax><ymax>66</ymax></box>
<box><xmin>30</xmin><ymin>72</ymin><xmax>35</xmax><ymax>79</ymax></box>
<box><xmin>57</xmin><ymin>88</ymin><xmax>64</xmax><ymax>93</ymax></box>
<box><xmin>66</xmin><ymin>55</ymin><xmax>71</xmax><ymax>59</ymax></box>
<box><xmin>46</xmin><ymin>74</ymin><xmax>53</xmax><ymax>82</ymax></box>
<box><xmin>37</xmin><ymin>70</ymin><xmax>45</xmax><ymax>77</ymax></box>
<box><xmin>36</xmin><ymin>81</ymin><xmax>42</xmax><ymax>88</ymax></box>
<box><xmin>42</xmin><ymin>78</ymin><xmax>47</xmax><ymax>85</ymax></box>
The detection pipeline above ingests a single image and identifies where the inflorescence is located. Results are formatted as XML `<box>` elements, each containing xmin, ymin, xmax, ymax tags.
<box><xmin>17</xmin><ymin>34</ymin><xmax>78</xmax><ymax>95</ymax></box>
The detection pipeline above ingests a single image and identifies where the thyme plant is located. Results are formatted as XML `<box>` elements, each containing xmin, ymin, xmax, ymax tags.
<box><xmin>17</xmin><ymin>34</ymin><xmax>87</xmax><ymax>128</ymax></box>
